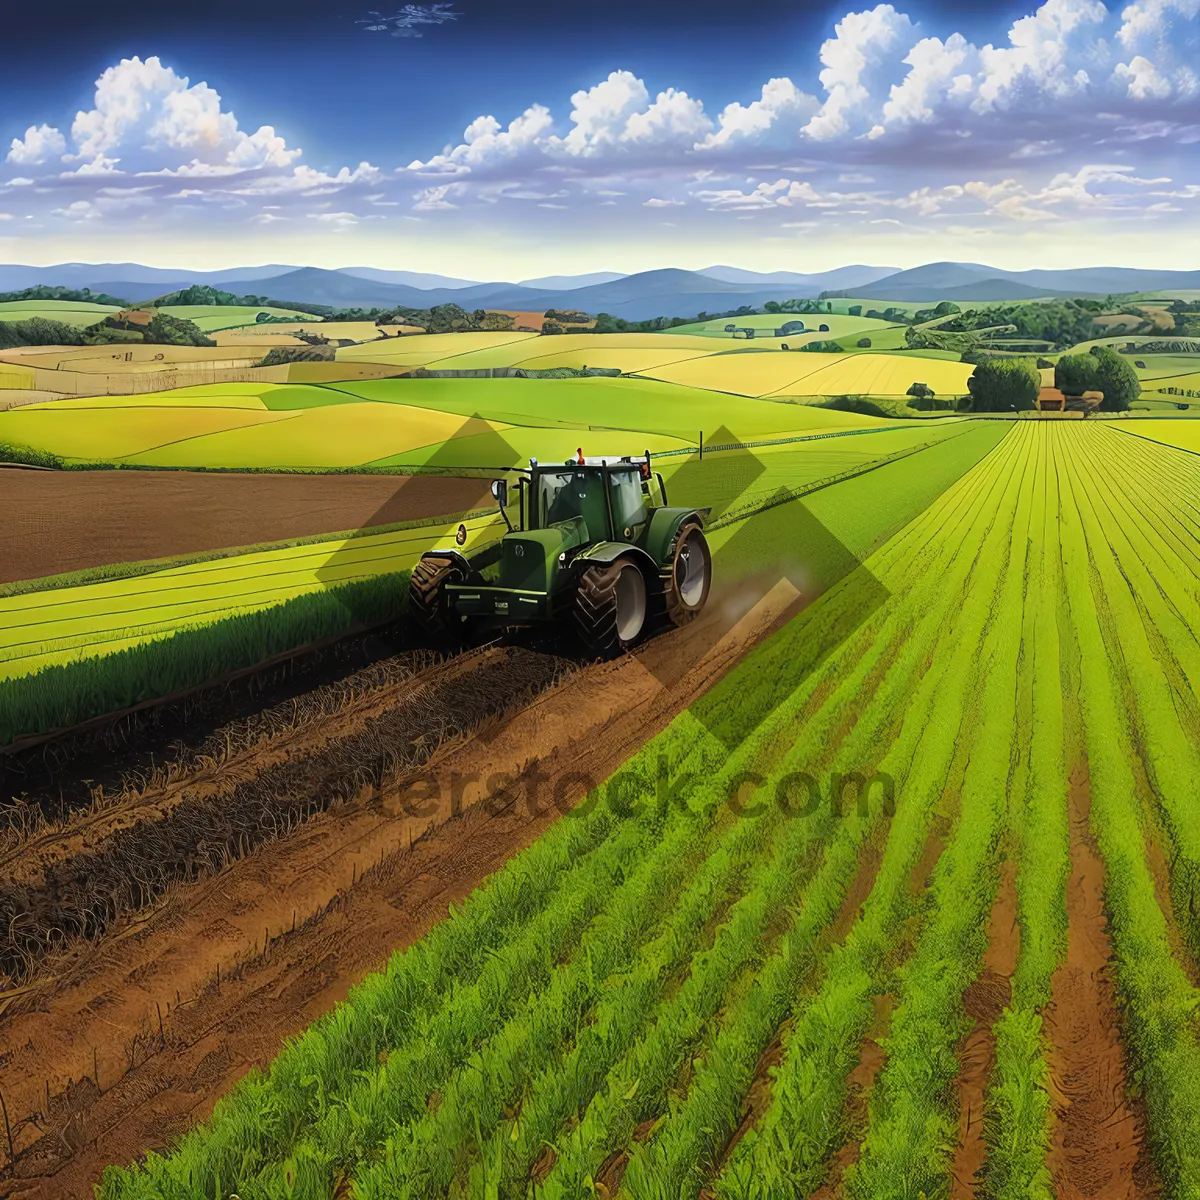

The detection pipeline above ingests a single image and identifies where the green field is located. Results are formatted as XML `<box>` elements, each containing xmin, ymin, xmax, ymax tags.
<box><xmin>0</xmin><ymin>377</ymin><xmax>902</xmax><ymax>470</ymax></box>
<box><xmin>155</xmin><ymin>304</ymin><xmax>317</xmax><ymax>331</ymax></box>
<box><xmin>92</xmin><ymin>418</ymin><xmax>1200</xmax><ymax>1199</ymax></box>
<box><xmin>0</xmin><ymin>299</ymin><xmax>121</xmax><ymax>326</ymax></box>
<box><xmin>667</xmin><ymin>313</ymin><xmax>894</xmax><ymax>340</ymax></box>
<box><xmin>0</xmin><ymin>510</ymin><xmax>505</xmax><ymax>690</ymax></box>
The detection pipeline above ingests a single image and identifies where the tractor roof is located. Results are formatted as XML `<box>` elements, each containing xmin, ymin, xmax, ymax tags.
<box><xmin>530</xmin><ymin>452</ymin><xmax>650</xmax><ymax>471</ymax></box>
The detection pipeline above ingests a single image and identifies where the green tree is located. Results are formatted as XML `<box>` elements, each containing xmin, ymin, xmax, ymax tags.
<box><xmin>426</xmin><ymin>304</ymin><xmax>473</xmax><ymax>333</ymax></box>
<box><xmin>541</xmin><ymin>320</ymin><xmax>564</xmax><ymax>335</ymax></box>
<box><xmin>0</xmin><ymin>316</ymin><xmax>85</xmax><ymax>349</ymax></box>
<box><xmin>1054</xmin><ymin>353</ymin><xmax>1100</xmax><ymax>396</ymax></box>
<box><xmin>1089</xmin><ymin>344</ymin><xmax>1140</xmax><ymax>410</ymax></box>
<box><xmin>143</xmin><ymin>313</ymin><xmax>216</xmax><ymax>346</ymax></box>
<box><xmin>857</xmin><ymin>336</ymin><xmax>872</xmax><ymax>348</ymax></box>
<box><xmin>966</xmin><ymin>357</ymin><xmax>1040</xmax><ymax>412</ymax></box>
<box><xmin>764</xmin><ymin>300</ymin><xmax>781</xmax><ymax>313</ymax></box>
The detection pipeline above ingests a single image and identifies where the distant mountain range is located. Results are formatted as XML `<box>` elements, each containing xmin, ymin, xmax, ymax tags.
<box><xmin>2</xmin><ymin>260</ymin><xmax>1197</xmax><ymax>321</ymax></box>
<box><xmin>834</xmin><ymin>262</ymin><xmax>1200</xmax><ymax>302</ymax></box>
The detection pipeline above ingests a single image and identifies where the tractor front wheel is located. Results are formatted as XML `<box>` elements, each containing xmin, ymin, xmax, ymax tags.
<box><xmin>662</xmin><ymin>523</ymin><xmax>712</xmax><ymax>628</ymax></box>
<box><xmin>409</xmin><ymin>555</ymin><xmax>466</xmax><ymax>640</ymax></box>
<box><xmin>574</xmin><ymin>559</ymin><xmax>648</xmax><ymax>658</ymax></box>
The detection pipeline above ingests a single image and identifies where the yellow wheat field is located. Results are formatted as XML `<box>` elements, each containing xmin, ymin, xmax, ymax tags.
<box><xmin>640</xmin><ymin>351</ymin><xmax>974</xmax><ymax>398</ymax></box>
<box><xmin>0</xmin><ymin>405</ymin><xmax>294</xmax><ymax>459</ymax></box>
<box><xmin>338</xmin><ymin>331</ymin><xmax>541</xmax><ymax>367</ymax></box>
<box><xmin>118</xmin><ymin>402</ymin><xmax>511</xmax><ymax>470</ymax></box>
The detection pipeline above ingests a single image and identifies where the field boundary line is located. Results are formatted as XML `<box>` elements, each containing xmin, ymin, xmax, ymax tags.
<box><xmin>1105</xmin><ymin>422</ymin><xmax>1200</xmax><ymax>459</ymax></box>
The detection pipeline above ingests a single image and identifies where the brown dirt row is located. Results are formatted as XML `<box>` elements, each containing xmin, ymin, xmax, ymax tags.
<box><xmin>0</xmin><ymin>578</ymin><xmax>803</xmax><ymax>1199</ymax></box>
<box><xmin>1044</xmin><ymin>766</ymin><xmax>1157</xmax><ymax>1199</ymax></box>
<box><xmin>0</xmin><ymin>648</ymin><xmax>445</xmax><ymax>883</ymax></box>
<box><xmin>0</xmin><ymin>470</ymin><xmax>492</xmax><ymax>585</ymax></box>
<box><xmin>949</xmin><ymin>860</ymin><xmax>1020</xmax><ymax>1198</ymax></box>
<box><xmin>0</xmin><ymin>646</ymin><xmax>569</xmax><ymax>988</ymax></box>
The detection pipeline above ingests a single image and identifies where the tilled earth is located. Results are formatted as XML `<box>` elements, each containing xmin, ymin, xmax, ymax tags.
<box><xmin>0</xmin><ymin>576</ymin><xmax>803</xmax><ymax>1199</ymax></box>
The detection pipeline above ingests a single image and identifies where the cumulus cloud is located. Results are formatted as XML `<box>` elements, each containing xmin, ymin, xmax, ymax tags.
<box><xmin>701</xmin><ymin>79</ymin><xmax>818</xmax><ymax>148</ymax></box>
<box><xmin>409</xmin><ymin>105</ymin><xmax>553</xmax><ymax>173</ymax></box>
<box><xmin>7</xmin><ymin>124</ymin><xmax>66</xmax><ymax>166</ymax></box>
<box><xmin>972</xmin><ymin>0</ymin><xmax>1107</xmax><ymax>112</ymax></box>
<box><xmin>1114</xmin><ymin>54</ymin><xmax>1173</xmax><ymax>98</ymax></box>
<box><xmin>69</xmin><ymin>56</ymin><xmax>301</xmax><ymax>171</ymax></box>
<box><xmin>881</xmin><ymin>34</ymin><xmax>976</xmax><ymax>126</ymax></box>
<box><xmin>804</xmin><ymin>5</ymin><xmax>917</xmax><ymax>140</ymax></box>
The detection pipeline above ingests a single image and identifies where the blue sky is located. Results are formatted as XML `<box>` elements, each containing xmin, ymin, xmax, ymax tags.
<box><xmin>2</xmin><ymin>0</ymin><xmax>1199</xmax><ymax>277</ymax></box>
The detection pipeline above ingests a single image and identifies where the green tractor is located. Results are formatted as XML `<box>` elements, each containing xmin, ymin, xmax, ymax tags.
<box><xmin>410</xmin><ymin>450</ymin><xmax>712</xmax><ymax>657</ymax></box>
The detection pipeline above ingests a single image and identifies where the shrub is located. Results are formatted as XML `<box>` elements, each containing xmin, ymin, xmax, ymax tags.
<box><xmin>1036</xmin><ymin>356</ymin><xmax>1054</xmax><ymax>370</ymax></box>
<box><xmin>798</xmin><ymin>340</ymin><xmax>843</xmax><ymax>353</ymax></box>
<box><xmin>541</xmin><ymin>321</ymin><xmax>564</xmax><ymax>335</ymax></box>
<box><xmin>819</xmin><ymin>323</ymin><xmax>830</xmax><ymax>333</ymax></box>
<box><xmin>966</xmin><ymin>357</ymin><xmax>1039</xmax><ymax>412</ymax></box>
<box><xmin>818</xmin><ymin>395</ymin><xmax>891</xmax><ymax>418</ymax></box>
<box><xmin>857</xmin><ymin>337</ymin><xmax>872</xmax><ymax>348</ymax></box>
<box><xmin>257</xmin><ymin>345</ymin><xmax>335</xmax><ymax>367</ymax></box>
<box><xmin>1089</xmin><ymin>345</ymin><xmax>1140</xmax><ymax>411</ymax></box>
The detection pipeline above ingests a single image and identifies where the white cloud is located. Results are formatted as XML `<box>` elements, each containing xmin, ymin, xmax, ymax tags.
<box><xmin>622</xmin><ymin>89</ymin><xmax>711</xmax><ymax>146</ymax></box>
<box><xmin>973</xmin><ymin>0</ymin><xmax>1107</xmax><ymax>113</ymax></box>
<box><xmin>882</xmin><ymin>34</ymin><xmax>976</xmax><ymax>125</ymax></box>
<box><xmin>51</xmin><ymin>199</ymin><xmax>100</xmax><ymax>220</ymax></box>
<box><xmin>804</xmin><ymin>5</ymin><xmax>917</xmax><ymax>140</ymax></box>
<box><xmin>7</xmin><ymin>124</ymin><xmax>66</xmax><ymax>166</ymax></box>
<box><xmin>410</xmin><ymin>105</ymin><xmax>553</xmax><ymax>173</ymax></box>
<box><xmin>702</xmin><ymin>78</ymin><xmax>818</xmax><ymax>147</ymax></box>
<box><xmin>413</xmin><ymin>183</ymin><xmax>460</xmax><ymax>210</ymax></box>
<box><xmin>69</xmin><ymin>56</ymin><xmax>301</xmax><ymax>171</ymax></box>
<box><xmin>697</xmin><ymin>178</ymin><xmax>822</xmax><ymax>210</ymax></box>
<box><xmin>1114</xmin><ymin>54</ymin><xmax>1173</xmax><ymax>98</ymax></box>
<box><xmin>1117</xmin><ymin>0</ymin><xmax>1200</xmax><ymax>47</ymax></box>
<box><xmin>229</xmin><ymin>163</ymin><xmax>382</xmax><ymax>196</ymax></box>
<box><xmin>557</xmin><ymin>70</ymin><xmax>649</xmax><ymax>156</ymax></box>
<box><xmin>644</xmin><ymin>197</ymin><xmax>685</xmax><ymax>207</ymax></box>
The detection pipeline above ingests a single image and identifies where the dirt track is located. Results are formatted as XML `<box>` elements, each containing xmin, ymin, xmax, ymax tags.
<box><xmin>0</xmin><ymin>576</ymin><xmax>803</xmax><ymax>1198</ymax></box>
<box><xmin>0</xmin><ymin>470</ymin><xmax>491</xmax><ymax>584</ymax></box>
<box><xmin>1044</xmin><ymin>768</ymin><xmax>1157</xmax><ymax>1199</ymax></box>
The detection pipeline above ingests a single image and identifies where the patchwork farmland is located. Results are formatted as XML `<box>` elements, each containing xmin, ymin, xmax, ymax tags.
<box><xmin>1</xmin><ymin>290</ymin><xmax>1200</xmax><ymax>1200</ymax></box>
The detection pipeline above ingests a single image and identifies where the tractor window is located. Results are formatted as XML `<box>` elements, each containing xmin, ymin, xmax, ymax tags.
<box><xmin>538</xmin><ymin>472</ymin><xmax>585</xmax><ymax>526</ymax></box>
<box><xmin>609</xmin><ymin>470</ymin><xmax>648</xmax><ymax>535</ymax></box>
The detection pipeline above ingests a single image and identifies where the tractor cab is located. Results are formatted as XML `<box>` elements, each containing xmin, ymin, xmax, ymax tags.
<box><xmin>522</xmin><ymin>452</ymin><xmax>664</xmax><ymax>539</ymax></box>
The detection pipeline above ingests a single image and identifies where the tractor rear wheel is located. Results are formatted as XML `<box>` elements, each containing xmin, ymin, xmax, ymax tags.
<box><xmin>574</xmin><ymin>559</ymin><xmax>648</xmax><ymax>658</ymax></box>
<box><xmin>662</xmin><ymin>523</ymin><xmax>712</xmax><ymax>627</ymax></box>
<box><xmin>409</xmin><ymin>555</ymin><xmax>466</xmax><ymax>639</ymax></box>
